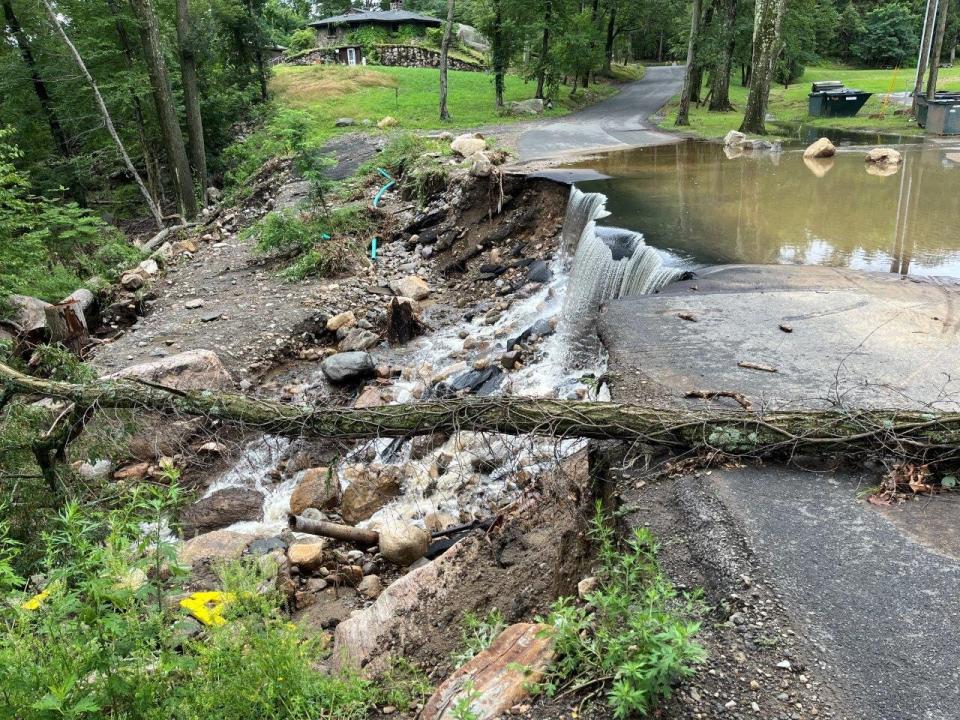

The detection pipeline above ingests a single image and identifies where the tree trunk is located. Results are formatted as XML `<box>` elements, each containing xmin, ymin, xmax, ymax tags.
<box><xmin>603</xmin><ymin>5</ymin><xmax>617</xmax><ymax>74</ymax></box>
<box><xmin>676</xmin><ymin>0</ymin><xmax>703</xmax><ymax>126</ymax></box>
<box><xmin>43</xmin><ymin>302</ymin><xmax>88</xmax><ymax>356</ymax></box>
<box><xmin>41</xmin><ymin>0</ymin><xmax>163</xmax><ymax>228</ymax></box>
<box><xmin>709</xmin><ymin>0</ymin><xmax>739</xmax><ymax>111</ymax></box>
<box><xmin>130</xmin><ymin>0</ymin><xmax>198</xmax><ymax>221</ymax></box>
<box><xmin>926</xmin><ymin>0</ymin><xmax>950</xmax><ymax>100</ymax></box>
<box><xmin>492</xmin><ymin>0</ymin><xmax>506</xmax><ymax>109</ymax></box>
<box><xmin>6</xmin><ymin>360</ymin><xmax>960</xmax><ymax>466</ymax></box>
<box><xmin>106</xmin><ymin>0</ymin><xmax>163</xmax><ymax>209</ymax></box>
<box><xmin>535</xmin><ymin>0</ymin><xmax>552</xmax><ymax>99</ymax></box>
<box><xmin>912</xmin><ymin>0</ymin><xmax>939</xmax><ymax>114</ymax></box>
<box><xmin>439</xmin><ymin>0</ymin><xmax>455</xmax><ymax>121</ymax></box>
<box><xmin>175</xmin><ymin>0</ymin><xmax>208</xmax><ymax>199</ymax></box>
<box><xmin>2</xmin><ymin>0</ymin><xmax>72</xmax><ymax>162</ymax></box>
<box><xmin>739</xmin><ymin>0</ymin><xmax>786</xmax><ymax>135</ymax></box>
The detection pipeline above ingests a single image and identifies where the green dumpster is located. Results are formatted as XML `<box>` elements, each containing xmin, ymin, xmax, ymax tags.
<box><xmin>917</xmin><ymin>92</ymin><xmax>960</xmax><ymax>134</ymax></box>
<box><xmin>808</xmin><ymin>81</ymin><xmax>872</xmax><ymax>118</ymax></box>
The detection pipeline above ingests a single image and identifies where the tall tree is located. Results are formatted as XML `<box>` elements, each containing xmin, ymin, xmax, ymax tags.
<box><xmin>40</xmin><ymin>0</ymin><xmax>163</xmax><ymax>227</ymax></box>
<box><xmin>491</xmin><ymin>0</ymin><xmax>506</xmax><ymax>108</ymax></box>
<box><xmin>1</xmin><ymin>0</ymin><xmax>72</xmax><ymax>162</ymax></box>
<box><xmin>676</xmin><ymin>0</ymin><xmax>703</xmax><ymax>125</ymax></box>
<box><xmin>535</xmin><ymin>0</ymin><xmax>552</xmax><ymax>99</ymax></box>
<box><xmin>439</xmin><ymin>0</ymin><xmax>455</xmax><ymax>120</ymax></box>
<box><xmin>175</xmin><ymin>0</ymin><xmax>208</xmax><ymax>198</ymax></box>
<box><xmin>130</xmin><ymin>0</ymin><xmax>198</xmax><ymax>220</ymax></box>
<box><xmin>708</xmin><ymin>0</ymin><xmax>739</xmax><ymax>110</ymax></box>
<box><xmin>926</xmin><ymin>0</ymin><xmax>950</xmax><ymax>99</ymax></box>
<box><xmin>912</xmin><ymin>0</ymin><xmax>939</xmax><ymax>113</ymax></box>
<box><xmin>739</xmin><ymin>0</ymin><xmax>786</xmax><ymax>134</ymax></box>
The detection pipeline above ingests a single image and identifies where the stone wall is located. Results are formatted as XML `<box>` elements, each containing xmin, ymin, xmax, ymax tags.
<box><xmin>376</xmin><ymin>45</ymin><xmax>483</xmax><ymax>72</ymax></box>
<box><xmin>282</xmin><ymin>45</ymin><xmax>485</xmax><ymax>72</ymax></box>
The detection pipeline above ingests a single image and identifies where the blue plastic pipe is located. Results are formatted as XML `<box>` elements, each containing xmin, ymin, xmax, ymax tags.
<box><xmin>373</xmin><ymin>167</ymin><xmax>395</xmax><ymax>208</ymax></box>
<box><xmin>370</xmin><ymin>236</ymin><xmax>378</xmax><ymax>261</ymax></box>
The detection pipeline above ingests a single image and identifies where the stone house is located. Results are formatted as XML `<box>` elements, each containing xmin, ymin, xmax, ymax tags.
<box><xmin>309</xmin><ymin>1</ymin><xmax>442</xmax><ymax>50</ymax></box>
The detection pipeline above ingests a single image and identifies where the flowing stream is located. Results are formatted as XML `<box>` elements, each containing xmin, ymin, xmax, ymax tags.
<box><xmin>215</xmin><ymin>186</ymin><xmax>679</xmax><ymax>535</ymax></box>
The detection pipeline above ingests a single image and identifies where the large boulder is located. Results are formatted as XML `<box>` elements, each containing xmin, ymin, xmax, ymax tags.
<box><xmin>289</xmin><ymin>467</ymin><xmax>339</xmax><ymax>515</ymax></box>
<box><xmin>378</xmin><ymin>522</ymin><xmax>430</xmax><ymax>566</ymax></box>
<box><xmin>180</xmin><ymin>487</ymin><xmax>264</xmax><ymax>538</ymax></box>
<box><xmin>287</xmin><ymin>540</ymin><xmax>326</xmax><ymax>572</ymax></box>
<box><xmin>467</xmin><ymin>152</ymin><xmax>494</xmax><ymax>178</ymax></box>
<box><xmin>178</xmin><ymin>530</ymin><xmax>253</xmax><ymax>565</ymax></box>
<box><xmin>865</xmin><ymin>147</ymin><xmax>903</xmax><ymax>165</ymax></box>
<box><xmin>421</xmin><ymin>624</ymin><xmax>555</xmax><ymax>720</ymax></box>
<box><xmin>2</xmin><ymin>294</ymin><xmax>51</xmax><ymax>341</ymax></box>
<box><xmin>105</xmin><ymin>349</ymin><xmax>233</xmax><ymax>391</ymax></box>
<box><xmin>803</xmin><ymin>137</ymin><xmax>836</xmax><ymax>159</ymax></box>
<box><xmin>340</xmin><ymin>465</ymin><xmax>402</xmax><ymax>525</ymax></box>
<box><xmin>507</xmin><ymin>98</ymin><xmax>544</xmax><ymax>115</ymax></box>
<box><xmin>451</xmin><ymin>133</ymin><xmax>487</xmax><ymax>157</ymax></box>
<box><xmin>390</xmin><ymin>275</ymin><xmax>431</xmax><ymax>301</ymax></box>
<box><xmin>321</xmin><ymin>351</ymin><xmax>375</xmax><ymax>384</ymax></box>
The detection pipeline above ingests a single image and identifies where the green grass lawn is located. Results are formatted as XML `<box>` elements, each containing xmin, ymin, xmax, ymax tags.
<box><xmin>224</xmin><ymin>63</ymin><xmax>620</xmax><ymax>190</ymax></box>
<box><xmin>659</xmin><ymin>63</ymin><xmax>960</xmax><ymax>139</ymax></box>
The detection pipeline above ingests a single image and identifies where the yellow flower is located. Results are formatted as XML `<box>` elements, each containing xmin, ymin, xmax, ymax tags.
<box><xmin>20</xmin><ymin>588</ymin><xmax>51</xmax><ymax>611</ymax></box>
<box><xmin>179</xmin><ymin>591</ymin><xmax>237</xmax><ymax>626</ymax></box>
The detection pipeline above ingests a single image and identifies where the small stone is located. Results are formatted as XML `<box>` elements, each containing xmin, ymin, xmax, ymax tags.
<box><xmin>326</xmin><ymin>310</ymin><xmax>356</xmax><ymax>332</ymax></box>
<box><xmin>184</xmin><ymin>298</ymin><xmax>204</xmax><ymax>309</ymax></box>
<box><xmin>357</xmin><ymin>574</ymin><xmax>383</xmax><ymax>599</ymax></box>
<box><xmin>288</xmin><ymin>541</ymin><xmax>326</xmax><ymax>572</ymax></box>
<box><xmin>751</xmin><ymin>701</ymin><xmax>760</xmax><ymax>712</ymax></box>
<box><xmin>335</xmin><ymin>117</ymin><xmax>355</xmax><ymax>127</ymax></box>
<box><xmin>377</xmin><ymin>116</ymin><xmax>398</xmax><ymax>128</ymax></box>
<box><xmin>121</xmin><ymin>271</ymin><xmax>144</xmax><ymax>290</ymax></box>
<box><xmin>391</xmin><ymin>275</ymin><xmax>431</xmax><ymax>301</ymax></box>
<box><xmin>776</xmin><ymin>660</ymin><xmax>792</xmax><ymax>670</ymax></box>
<box><xmin>577</xmin><ymin>576</ymin><xmax>599</xmax><ymax>599</ymax></box>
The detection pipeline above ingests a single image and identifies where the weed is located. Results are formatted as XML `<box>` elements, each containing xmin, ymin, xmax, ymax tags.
<box><xmin>451</xmin><ymin>679</ymin><xmax>481</xmax><ymax>720</ymax></box>
<box><xmin>541</xmin><ymin>504</ymin><xmax>706</xmax><ymax>718</ymax></box>
<box><xmin>452</xmin><ymin>608</ymin><xmax>507</xmax><ymax>668</ymax></box>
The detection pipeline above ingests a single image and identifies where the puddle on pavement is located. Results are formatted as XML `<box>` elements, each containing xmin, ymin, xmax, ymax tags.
<box><xmin>567</xmin><ymin>140</ymin><xmax>960</xmax><ymax>277</ymax></box>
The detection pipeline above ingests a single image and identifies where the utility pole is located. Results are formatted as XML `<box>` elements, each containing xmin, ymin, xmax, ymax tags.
<box><xmin>912</xmin><ymin>0</ymin><xmax>939</xmax><ymax>114</ymax></box>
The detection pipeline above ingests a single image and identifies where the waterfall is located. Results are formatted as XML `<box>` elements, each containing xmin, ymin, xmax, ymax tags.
<box><xmin>557</xmin><ymin>186</ymin><xmax>680</xmax><ymax>345</ymax></box>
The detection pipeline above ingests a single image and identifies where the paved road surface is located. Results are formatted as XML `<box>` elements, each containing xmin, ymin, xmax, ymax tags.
<box><xmin>518</xmin><ymin>65</ymin><xmax>685</xmax><ymax>161</ymax></box>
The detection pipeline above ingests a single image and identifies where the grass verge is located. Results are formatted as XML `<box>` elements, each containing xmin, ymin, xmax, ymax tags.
<box><xmin>659</xmin><ymin>64</ymin><xmax>960</xmax><ymax>139</ymax></box>
<box><xmin>224</xmin><ymin>64</ymin><xmax>619</xmax><ymax>192</ymax></box>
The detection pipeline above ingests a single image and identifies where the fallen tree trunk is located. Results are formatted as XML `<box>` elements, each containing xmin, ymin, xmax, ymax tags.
<box><xmin>2</xmin><ymin>361</ymin><xmax>959</xmax><ymax>463</ymax></box>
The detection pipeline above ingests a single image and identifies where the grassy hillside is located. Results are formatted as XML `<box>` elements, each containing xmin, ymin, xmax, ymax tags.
<box><xmin>659</xmin><ymin>64</ymin><xmax>960</xmax><ymax>138</ymax></box>
<box><xmin>224</xmin><ymin>64</ymin><xmax>617</xmax><ymax>190</ymax></box>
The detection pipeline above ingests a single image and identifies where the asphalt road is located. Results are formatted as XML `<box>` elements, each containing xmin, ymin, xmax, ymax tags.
<box><xmin>711</xmin><ymin>467</ymin><xmax>960</xmax><ymax>720</ymax></box>
<box><xmin>518</xmin><ymin>65</ymin><xmax>685</xmax><ymax>161</ymax></box>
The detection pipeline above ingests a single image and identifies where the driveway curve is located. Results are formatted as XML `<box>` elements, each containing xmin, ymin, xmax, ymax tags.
<box><xmin>518</xmin><ymin>65</ymin><xmax>685</xmax><ymax>161</ymax></box>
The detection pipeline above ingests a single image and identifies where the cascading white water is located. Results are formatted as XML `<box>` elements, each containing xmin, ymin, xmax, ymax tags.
<box><xmin>553</xmin><ymin>186</ymin><xmax>680</xmax><ymax>361</ymax></box>
<box><xmin>207</xmin><ymin>183</ymin><xmax>681</xmax><ymax>534</ymax></box>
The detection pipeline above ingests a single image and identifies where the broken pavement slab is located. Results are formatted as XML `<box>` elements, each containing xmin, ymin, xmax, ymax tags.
<box><xmin>600</xmin><ymin>265</ymin><xmax>960</xmax><ymax>410</ymax></box>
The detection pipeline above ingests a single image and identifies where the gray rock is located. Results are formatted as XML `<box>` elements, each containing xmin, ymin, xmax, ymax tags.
<box><xmin>248</xmin><ymin>536</ymin><xmax>289</xmax><ymax>556</ymax></box>
<box><xmin>321</xmin><ymin>351</ymin><xmax>375</xmax><ymax>383</ymax></box>
<box><xmin>723</xmin><ymin>130</ymin><xmax>746</xmax><ymax>147</ymax></box>
<box><xmin>335</xmin><ymin>117</ymin><xmax>355</xmax><ymax>127</ymax></box>
<box><xmin>526</xmin><ymin>260</ymin><xmax>552</xmax><ymax>284</ymax></box>
<box><xmin>180</xmin><ymin>487</ymin><xmax>264</xmax><ymax>537</ymax></box>
<box><xmin>105</xmin><ymin>349</ymin><xmax>233</xmax><ymax>391</ymax></box>
<box><xmin>508</xmin><ymin>98</ymin><xmax>545</xmax><ymax>115</ymax></box>
<box><xmin>338</xmin><ymin>328</ymin><xmax>379</xmax><ymax>352</ymax></box>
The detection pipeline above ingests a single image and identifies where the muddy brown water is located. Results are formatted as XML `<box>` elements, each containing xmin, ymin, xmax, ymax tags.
<box><xmin>569</xmin><ymin>139</ymin><xmax>960</xmax><ymax>278</ymax></box>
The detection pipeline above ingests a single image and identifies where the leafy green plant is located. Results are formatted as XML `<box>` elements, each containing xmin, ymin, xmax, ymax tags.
<box><xmin>541</xmin><ymin>505</ymin><xmax>706</xmax><ymax>718</ymax></box>
<box><xmin>289</xmin><ymin>28</ymin><xmax>316</xmax><ymax>52</ymax></box>
<box><xmin>0</xmin><ymin>490</ymin><xmax>387</xmax><ymax>720</ymax></box>
<box><xmin>0</xmin><ymin>128</ymin><xmax>141</xmax><ymax>302</ymax></box>
<box><xmin>245</xmin><ymin>206</ymin><xmax>369</xmax><ymax>281</ymax></box>
<box><xmin>452</xmin><ymin>608</ymin><xmax>507</xmax><ymax>668</ymax></box>
<box><xmin>451</xmin><ymin>679</ymin><xmax>481</xmax><ymax>720</ymax></box>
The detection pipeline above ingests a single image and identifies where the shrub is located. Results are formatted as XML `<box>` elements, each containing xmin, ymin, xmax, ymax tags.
<box><xmin>0</xmin><ymin>491</ymin><xmax>402</xmax><ymax>720</ymax></box>
<box><xmin>246</xmin><ymin>206</ymin><xmax>370</xmax><ymax>280</ymax></box>
<box><xmin>0</xmin><ymin>128</ymin><xmax>140</xmax><ymax>302</ymax></box>
<box><xmin>541</xmin><ymin>506</ymin><xmax>706</xmax><ymax>718</ymax></box>
<box><xmin>851</xmin><ymin>3</ymin><xmax>919</xmax><ymax>66</ymax></box>
<box><xmin>289</xmin><ymin>28</ymin><xmax>316</xmax><ymax>52</ymax></box>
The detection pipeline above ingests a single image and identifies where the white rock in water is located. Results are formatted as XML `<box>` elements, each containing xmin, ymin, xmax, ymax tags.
<box><xmin>378</xmin><ymin>522</ymin><xmax>431</xmax><ymax>566</ymax></box>
<box><xmin>865</xmin><ymin>147</ymin><xmax>902</xmax><ymax>164</ymax></box>
<box><xmin>723</xmin><ymin>130</ymin><xmax>746</xmax><ymax>147</ymax></box>
<box><xmin>803</xmin><ymin>137</ymin><xmax>836</xmax><ymax>159</ymax></box>
<box><xmin>451</xmin><ymin>133</ymin><xmax>487</xmax><ymax>157</ymax></box>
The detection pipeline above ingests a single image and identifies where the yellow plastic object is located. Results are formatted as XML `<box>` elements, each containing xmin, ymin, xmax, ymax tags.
<box><xmin>179</xmin><ymin>591</ymin><xmax>237</xmax><ymax>627</ymax></box>
<box><xmin>20</xmin><ymin>588</ymin><xmax>51</xmax><ymax>611</ymax></box>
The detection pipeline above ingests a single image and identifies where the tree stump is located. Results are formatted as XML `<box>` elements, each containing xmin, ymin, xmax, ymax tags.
<box><xmin>44</xmin><ymin>299</ymin><xmax>89</xmax><ymax>355</ymax></box>
<box><xmin>386</xmin><ymin>297</ymin><xmax>426</xmax><ymax>345</ymax></box>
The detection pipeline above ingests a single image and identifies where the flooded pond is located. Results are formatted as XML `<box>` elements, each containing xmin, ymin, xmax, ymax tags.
<box><xmin>571</xmin><ymin>140</ymin><xmax>960</xmax><ymax>277</ymax></box>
